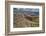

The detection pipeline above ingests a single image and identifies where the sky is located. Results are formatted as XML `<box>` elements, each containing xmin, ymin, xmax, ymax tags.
<box><xmin>13</xmin><ymin>8</ymin><xmax>39</xmax><ymax>16</ymax></box>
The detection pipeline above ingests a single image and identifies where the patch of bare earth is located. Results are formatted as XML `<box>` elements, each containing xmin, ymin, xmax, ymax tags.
<box><xmin>14</xmin><ymin>13</ymin><xmax>39</xmax><ymax>28</ymax></box>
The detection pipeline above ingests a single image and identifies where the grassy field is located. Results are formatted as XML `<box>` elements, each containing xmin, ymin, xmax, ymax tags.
<box><xmin>13</xmin><ymin>13</ymin><xmax>39</xmax><ymax>28</ymax></box>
